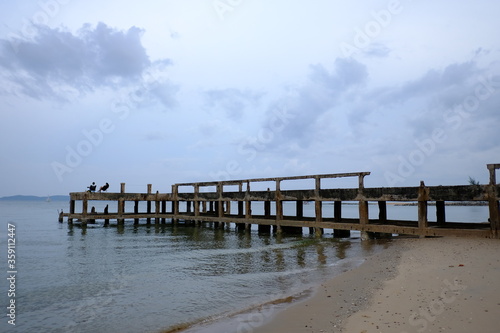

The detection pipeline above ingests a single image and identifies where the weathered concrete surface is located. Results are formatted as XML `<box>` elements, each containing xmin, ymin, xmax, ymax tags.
<box><xmin>64</xmin><ymin>168</ymin><xmax>500</xmax><ymax>238</ymax></box>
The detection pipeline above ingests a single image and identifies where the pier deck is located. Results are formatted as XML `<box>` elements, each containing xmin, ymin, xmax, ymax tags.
<box><xmin>60</xmin><ymin>164</ymin><xmax>500</xmax><ymax>239</ymax></box>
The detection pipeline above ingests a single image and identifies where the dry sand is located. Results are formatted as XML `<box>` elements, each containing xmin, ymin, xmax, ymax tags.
<box><xmin>251</xmin><ymin>237</ymin><xmax>500</xmax><ymax>333</ymax></box>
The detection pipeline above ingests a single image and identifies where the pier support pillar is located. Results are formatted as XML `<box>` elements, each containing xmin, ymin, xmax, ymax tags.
<box><xmin>334</xmin><ymin>201</ymin><xmax>342</xmax><ymax>222</ymax></box>
<box><xmin>194</xmin><ymin>200</ymin><xmax>199</xmax><ymax>217</ymax></box>
<box><xmin>361</xmin><ymin>231</ymin><xmax>375</xmax><ymax>240</ymax></box>
<box><xmin>117</xmin><ymin>199</ymin><xmax>125</xmax><ymax>225</ymax></box>
<box><xmin>378</xmin><ymin>201</ymin><xmax>387</xmax><ymax>223</ymax></box>
<box><xmin>258</xmin><ymin>224</ymin><xmax>271</xmax><ymax>234</ymax></box>
<box><xmin>69</xmin><ymin>200</ymin><xmax>75</xmax><ymax>224</ymax></box>
<box><xmin>162</xmin><ymin>201</ymin><xmax>167</xmax><ymax>224</ymax></box>
<box><xmin>314</xmin><ymin>227</ymin><xmax>324</xmax><ymax>237</ymax></box>
<box><xmin>281</xmin><ymin>226</ymin><xmax>303</xmax><ymax>235</ymax></box>
<box><xmin>134</xmin><ymin>200</ymin><xmax>139</xmax><ymax>225</ymax></box>
<box><xmin>296</xmin><ymin>200</ymin><xmax>303</xmax><ymax>218</ymax></box>
<box><xmin>358</xmin><ymin>200</ymin><xmax>369</xmax><ymax>240</ymax></box>
<box><xmin>315</xmin><ymin>201</ymin><xmax>322</xmax><ymax>223</ymax></box>
<box><xmin>147</xmin><ymin>201</ymin><xmax>152</xmax><ymax>225</ymax></box>
<box><xmin>155</xmin><ymin>199</ymin><xmax>161</xmax><ymax>224</ymax></box>
<box><xmin>245</xmin><ymin>201</ymin><xmax>252</xmax><ymax>219</ymax></box>
<box><xmin>418</xmin><ymin>181</ymin><xmax>429</xmax><ymax>237</ymax></box>
<box><xmin>375</xmin><ymin>201</ymin><xmax>392</xmax><ymax>238</ymax></box>
<box><xmin>264</xmin><ymin>201</ymin><xmax>271</xmax><ymax>218</ymax></box>
<box><xmin>238</xmin><ymin>201</ymin><xmax>244</xmax><ymax>217</ymax></box>
<box><xmin>436</xmin><ymin>201</ymin><xmax>446</xmax><ymax>226</ymax></box>
<box><xmin>235</xmin><ymin>223</ymin><xmax>246</xmax><ymax>231</ymax></box>
<box><xmin>334</xmin><ymin>229</ymin><xmax>350</xmax><ymax>238</ymax></box>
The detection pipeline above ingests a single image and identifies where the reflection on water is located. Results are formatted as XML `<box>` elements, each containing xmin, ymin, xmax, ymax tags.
<box><xmin>56</xmin><ymin>222</ymin><xmax>391</xmax><ymax>333</ymax></box>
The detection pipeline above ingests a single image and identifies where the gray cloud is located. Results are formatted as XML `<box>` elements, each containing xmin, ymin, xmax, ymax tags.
<box><xmin>244</xmin><ymin>55</ymin><xmax>500</xmax><ymax>165</ymax></box>
<box><xmin>362</xmin><ymin>43</ymin><xmax>391</xmax><ymax>58</ymax></box>
<box><xmin>0</xmin><ymin>22</ymin><xmax>166</xmax><ymax>100</ymax></box>
<box><xmin>261</xmin><ymin>58</ymin><xmax>368</xmax><ymax>148</ymax></box>
<box><xmin>204</xmin><ymin>88</ymin><xmax>264</xmax><ymax>121</ymax></box>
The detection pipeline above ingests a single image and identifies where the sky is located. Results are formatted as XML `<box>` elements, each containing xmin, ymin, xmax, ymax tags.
<box><xmin>0</xmin><ymin>0</ymin><xmax>499</xmax><ymax>197</ymax></box>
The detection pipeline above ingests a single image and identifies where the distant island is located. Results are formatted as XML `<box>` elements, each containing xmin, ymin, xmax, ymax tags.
<box><xmin>0</xmin><ymin>195</ymin><xmax>70</xmax><ymax>201</ymax></box>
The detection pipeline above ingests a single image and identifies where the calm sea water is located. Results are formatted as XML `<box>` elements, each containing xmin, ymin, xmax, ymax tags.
<box><xmin>0</xmin><ymin>200</ymin><xmax>489</xmax><ymax>333</ymax></box>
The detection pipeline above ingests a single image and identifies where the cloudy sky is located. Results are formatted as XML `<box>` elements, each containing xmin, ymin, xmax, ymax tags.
<box><xmin>0</xmin><ymin>0</ymin><xmax>499</xmax><ymax>197</ymax></box>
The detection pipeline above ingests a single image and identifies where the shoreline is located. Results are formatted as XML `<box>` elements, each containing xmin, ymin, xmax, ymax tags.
<box><xmin>252</xmin><ymin>237</ymin><xmax>500</xmax><ymax>333</ymax></box>
<box><xmin>163</xmin><ymin>238</ymin><xmax>393</xmax><ymax>333</ymax></box>
<box><xmin>160</xmin><ymin>236</ymin><xmax>500</xmax><ymax>333</ymax></box>
<box><xmin>251</xmin><ymin>238</ymin><xmax>406</xmax><ymax>333</ymax></box>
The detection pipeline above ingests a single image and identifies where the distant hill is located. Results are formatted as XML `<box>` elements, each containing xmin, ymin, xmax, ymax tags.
<box><xmin>0</xmin><ymin>195</ymin><xmax>70</xmax><ymax>201</ymax></box>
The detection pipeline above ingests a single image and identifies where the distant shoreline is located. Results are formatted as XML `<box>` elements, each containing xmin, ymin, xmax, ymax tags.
<box><xmin>0</xmin><ymin>195</ymin><xmax>70</xmax><ymax>201</ymax></box>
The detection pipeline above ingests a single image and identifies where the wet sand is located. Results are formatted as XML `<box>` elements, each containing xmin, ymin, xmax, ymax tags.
<box><xmin>252</xmin><ymin>237</ymin><xmax>500</xmax><ymax>333</ymax></box>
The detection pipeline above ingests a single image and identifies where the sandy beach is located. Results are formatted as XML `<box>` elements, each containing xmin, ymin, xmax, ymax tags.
<box><xmin>251</xmin><ymin>237</ymin><xmax>500</xmax><ymax>333</ymax></box>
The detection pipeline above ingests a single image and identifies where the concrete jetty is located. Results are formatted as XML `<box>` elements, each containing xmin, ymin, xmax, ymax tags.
<box><xmin>59</xmin><ymin>164</ymin><xmax>500</xmax><ymax>239</ymax></box>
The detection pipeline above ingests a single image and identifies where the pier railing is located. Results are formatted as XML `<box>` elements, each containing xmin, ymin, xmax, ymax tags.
<box><xmin>60</xmin><ymin>165</ymin><xmax>500</xmax><ymax>239</ymax></box>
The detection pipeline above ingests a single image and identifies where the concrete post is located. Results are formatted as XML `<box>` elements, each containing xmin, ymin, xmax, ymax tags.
<box><xmin>217</xmin><ymin>182</ymin><xmax>224</xmax><ymax>218</ymax></box>
<box><xmin>487</xmin><ymin>164</ymin><xmax>500</xmax><ymax>237</ymax></box>
<box><xmin>418</xmin><ymin>181</ymin><xmax>429</xmax><ymax>236</ymax></box>
<box><xmin>334</xmin><ymin>201</ymin><xmax>342</xmax><ymax>222</ymax></box>
<box><xmin>117</xmin><ymin>199</ymin><xmax>124</xmax><ymax>225</ymax></box>
<box><xmin>487</xmin><ymin>164</ymin><xmax>498</xmax><ymax>186</ymax></box>
<box><xmin>82</xmin><ymin>193</ymin><xmax>88</xmax><ymax>222</ymax></box>
<box><xmin>146</xmin><ymin>200</ymin><xmax>151</xmax><ymax>225</ymax></box>
<box><xmin>245</xmin><ymin>181</ymin><xmax>251</xmax><ymax>219</ymax></box>
<box><xmin>69</xmin><ymin>199</ymin><xmax>75</xmax><ymax>223</ymax></box>
<box><xmin>155</xmin><ymin>195</ymin><xmax>160</xmax><ymax>224</ymax></box>
<box><xmin>194</xmin><ymin>184</ymin><xmax>200</xmax><ymax>217</ymax></box>
<box><xmin>314</xmin><ymin>176</ymin><xmax>323</xmax><ymax>236</ymax></box>
<box><xmin>264</xmin><ymin>200</ymin><xmax>271</xmax><ymax>217</ymax></box>
<box><xmin>161</xmin><ymin>201</ymin><xmax>167</xmax><ymax>224</ymax></box>
<box><xmin>378</xmin><ymin>201</ymin><xmax>387</xmax><ymax>222</ymax></box>
<box><xmin>120</xmin><ymin>183</ymin><xmax>126</xmax><ymax>193</ymax></box>
<box><xmin>134</xmin><ymin>200</ymin><xmax>139</xmax><ymax>225</ymax></box>
<box><xmin>296</xmin><ymin>200</ymin><xmax>304</xmax><ymax>218</ymax></box>
<box><xmin>436</xmin><ymin>201</ymin><xmax>446</xmax><ymax>226</ymax></box>
<box><xmin>276</xmin><ymin>179</ymin><xmax>283</xmax><ymax>221</ymax></box>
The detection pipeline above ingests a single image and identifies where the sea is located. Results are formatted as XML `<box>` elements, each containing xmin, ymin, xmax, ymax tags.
<box><xmin>0</xmin><ymin>200</ymin><xmax>490</xmax><ymax>333</ymax></box>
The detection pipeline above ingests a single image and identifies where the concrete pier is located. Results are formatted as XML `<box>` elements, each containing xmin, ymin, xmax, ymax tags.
<box><xmin>60</xmin><ymin>165</ymin><xmax>500</xmax><ymax>239</ymax></box>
